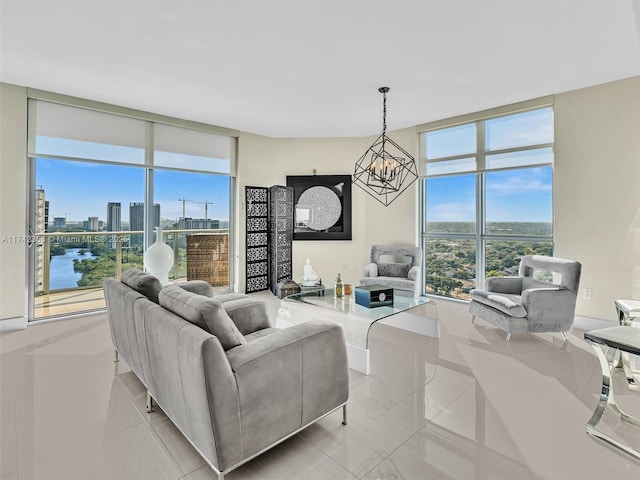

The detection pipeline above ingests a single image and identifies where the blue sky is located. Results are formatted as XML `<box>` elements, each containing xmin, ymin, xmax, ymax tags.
<box><xmin>39</xmin><ymin>160</ymin><xmax>553</xmax><ymax>225</ymax></box>
<box><xmin>37</xmin><ymin>106</ymin><xmax>552</xmax><ymax>225</ymax></box>
<box><xmin>425</xmin><ymin>107</ymin><xmax>553</xmax><ymax>223</ymax></box>
<box><xmin>426</xmin><ymin>167</ymin><xmax>553</xmax><ymax>223</ymax></box>
<box><xmin>36</xmin><ymin>159</ymin><xmax>230</xmax><ymax>223</ymax></box>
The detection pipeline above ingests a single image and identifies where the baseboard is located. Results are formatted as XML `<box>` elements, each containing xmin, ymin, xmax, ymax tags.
<box><xmin>0</xmin><ymin>315</ymin><xmax>28</xmax><ymax>333</ymax></box>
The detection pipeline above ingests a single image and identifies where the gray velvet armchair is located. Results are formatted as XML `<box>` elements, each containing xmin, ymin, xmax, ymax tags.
<box><xmin>360</xmin><ymin>245</ymin><xmax>422</xmax><ymax>297</ymax></box>
<box><xmin>469</xmin><ymin>255</ymin><xmax>582</xmax><ymax>342</ymax></box>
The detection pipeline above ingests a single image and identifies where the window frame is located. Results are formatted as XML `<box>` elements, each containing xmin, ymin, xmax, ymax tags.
<box><xmin>418</xmin><ymin>97</ymin><xmax>554</xmax><ymax>300</ymax></box>
<box><xmin>26</xmin><ymin>91</ymin><xmax>238</xmax><ymax>320</ymax></box>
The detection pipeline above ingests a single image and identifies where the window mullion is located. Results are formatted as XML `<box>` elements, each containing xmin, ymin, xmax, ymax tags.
<box><xmin>144</xmin><ymin>122</ymin><xmax>154</xmax><ymax>250</ymax></box>
<box><xmin>421</xmin><ymin>106</ymin><xmax>553</xmax><ymax>301</ymax></box>
<box><xmin>476</xmin><ymin>121</ymin><xmax>486</xmax><ymax>290</ymax></box>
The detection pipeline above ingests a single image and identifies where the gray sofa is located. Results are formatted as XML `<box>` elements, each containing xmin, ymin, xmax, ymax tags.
<box><xmin>469</xmin><ymin>255</ymin><xmax>582</xmax><ymax>342</ymax></box>
<box><xmin>103</xmin><ymin>269</ymin><xmax>349</xmax><ymax>479</ymax></box>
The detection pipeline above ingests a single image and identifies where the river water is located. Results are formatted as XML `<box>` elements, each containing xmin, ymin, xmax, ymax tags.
<box><xmin>50</xmin><ymin>248</ymin><xmax>97</xmax><ymax>290</ymax></box>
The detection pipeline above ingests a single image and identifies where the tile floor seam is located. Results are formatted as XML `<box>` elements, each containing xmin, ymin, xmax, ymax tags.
<box><xmin>117</xmin><ymin>376</ymin><xmax>158</xmax><ymax>422</ymax></box>
<box><xmin>539</xmin><ymin>421</ymin><xmax>574</xmax><ymax>480</ymax></box>
<box><xmin>149</xmin><ymin>417</ymin><xmax>197</xmax><ymax>478</ymax></box>
<box><xmin>275</xmin><ymin>441</ymin><xmax>331</xmax><ymax>480</ymax></box>
<box><xmin>16</xmin><ymin>394</ymin><xmax>151</xmax><ymax>463</ymax></box>
<box><xmin>6</xmin><ymin>353</ymin><xmax>17</xmax><ymax>422</ymax></box>
<box><xmin>292</xmin><ymin>456</ymin><xmax>352</xmax><ymax>480</ymax></box>
<box><xmin>420</xmin><ymin>421</ymin><xmax>539</xmax><ymax>480</ymax></box>
<box><xmin>358</xmin><ymin>425</ymin><xmax>424</xmax><ymax>480</ymax></box>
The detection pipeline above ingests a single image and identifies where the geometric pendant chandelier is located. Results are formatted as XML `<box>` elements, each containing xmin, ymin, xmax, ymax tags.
<box><xmin>353</xmin><ymin>87</ymin><xmax>419</xmax><ymax>206</ymax></box>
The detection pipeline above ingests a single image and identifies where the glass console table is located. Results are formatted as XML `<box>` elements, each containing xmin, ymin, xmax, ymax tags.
<box><xmin>277</xmin><ymin>288</ymin><xmax>438</xmax><ymax>374</ymax></box>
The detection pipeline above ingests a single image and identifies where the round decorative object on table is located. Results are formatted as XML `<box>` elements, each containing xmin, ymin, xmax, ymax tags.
<box><xmin>144</xmin><ymin>226</ymin><xmax>174</xmax><ymax>285</ymax></box>
<box><xmin>297</xmin><ymin>186</ymin><xmax>341</xmax><ymax>231</ymax></box>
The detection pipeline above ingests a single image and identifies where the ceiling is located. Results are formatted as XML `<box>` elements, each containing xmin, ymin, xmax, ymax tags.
<box><xmin>2</xmin><ymin>0</ymin><xmax>640</xmax><ymax>138</ymax></box>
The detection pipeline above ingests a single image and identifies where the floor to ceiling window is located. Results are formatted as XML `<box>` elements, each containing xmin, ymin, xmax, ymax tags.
<box><xmin>28</xmin><ymin>97</ymin><xmax>235</xmax><ymax>320</ymax></box>
<box><xmin>419</xmin><ymin>102</ymin><xmax>554</xmax><ymax>300</ymax></box>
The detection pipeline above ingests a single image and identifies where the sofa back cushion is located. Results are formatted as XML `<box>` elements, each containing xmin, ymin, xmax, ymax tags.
<box><xmin>121</xmin><ymin>268</ymin><xmax>163</xmax><ymax>304</ymax></box>
<box><xmin>159</xmin><ymin>285</ymin><xmax>247</xmax><ymax>350</ymax></box>
<box><xmin>377</xmin><ymin>262</ymin><xmax>412</xmax><ymax>278</ymax></box>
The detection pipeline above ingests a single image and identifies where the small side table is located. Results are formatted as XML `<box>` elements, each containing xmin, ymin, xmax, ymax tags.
<box><xmin>614</xmin><ymin>299</ymin><xmax>640</xmax><ymax>390</ymax></box>
<box><xmin>584</xmin><ymin>326</ymin><xmax>640</xmax><ymax>460</ymax></box>
<box><xmin>615</xmin><ymin>299</ymin><xmax>640</xmax><ymax>326</ymax></box>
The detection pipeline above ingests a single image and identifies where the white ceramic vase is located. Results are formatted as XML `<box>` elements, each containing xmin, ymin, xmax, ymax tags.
<box><xmin>144</xmin><ymin>226</ymin><xmax>174</xmax><ymax>285</ymax></box>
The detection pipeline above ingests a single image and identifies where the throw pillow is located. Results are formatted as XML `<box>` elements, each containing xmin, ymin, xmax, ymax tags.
<box><xmin>377</xmin><ymin>262</ymin><xmax>412</xmax><ymax>278</ymax></box>
<box><xmin>121</xmin><ymin>268</ymin><xmax>163</xmax><ymax>304</ymax></box>
<box><xmin>159</xmin><ymin>285</ymin><xmax>247</xmax><ymax>351</ymax></box>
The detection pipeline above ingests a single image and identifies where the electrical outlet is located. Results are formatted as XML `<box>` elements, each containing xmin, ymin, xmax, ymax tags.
<box><xmin>583</xmin><ymin>288</ymin><xmax>592</xmax><ymax>300</ymax></box>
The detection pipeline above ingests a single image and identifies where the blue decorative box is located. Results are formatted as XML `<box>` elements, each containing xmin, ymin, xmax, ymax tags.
<box><xmin>355</xmin><ymin>284</ymin><xmax>394</xmax><ymax>308</ymax></box>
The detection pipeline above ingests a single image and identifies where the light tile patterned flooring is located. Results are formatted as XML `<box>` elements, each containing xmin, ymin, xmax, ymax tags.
<box><xmin>2</xmin><ymin>296</ymin><xmax>640</xmax><ymax>479</ymax></box>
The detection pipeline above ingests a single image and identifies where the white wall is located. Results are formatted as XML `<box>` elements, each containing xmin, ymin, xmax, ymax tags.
<box><xmin>555</xmin><ymin>76</ymin><xmax>640</xmax><ymax>321</ymax></box>
<box><xmin>235</xmin><ymin>130</ymin><xmax>418</xmax><ymax>290</ymax></box>
<box><xmin>0</xmin><ymin>83</ymin><xmax>28</xmax><ymax>326</ymax></box>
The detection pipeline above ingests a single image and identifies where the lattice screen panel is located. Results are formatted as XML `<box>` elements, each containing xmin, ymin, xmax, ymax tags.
<box><xmin>245</xmin><ymin>186</ymin><xmax>269</xmax><ymax>293</ymax></box>
<box><xmin>269</xmin><ymin>185</ymin><xmax>294</xmax><ymax>294</ymax></box>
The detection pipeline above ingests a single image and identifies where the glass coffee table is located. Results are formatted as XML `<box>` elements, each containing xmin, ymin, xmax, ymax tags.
<box><xmin>277</xmin><ymin>288</ymin><xmax>438</xmax><ymax>374</ymax></box>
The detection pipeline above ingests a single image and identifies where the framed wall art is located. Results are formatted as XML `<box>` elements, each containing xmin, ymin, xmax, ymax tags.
<box><xmin>286</xmin><ymin>174</ymin><xmax>352</xmax><ymax>241</ymax></box>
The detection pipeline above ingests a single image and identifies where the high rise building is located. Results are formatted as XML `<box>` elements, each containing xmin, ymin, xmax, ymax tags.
<box><xmin>106</xmin><ymin>202</ymin><xmax>121</xmax><ymax>232</ymax></box>
<box><xmin>130</xmin><ymin>202</ymin><xmax>160</xmax><ymax>248</ymax></box>
<box><xmin>86</xmin><ymin>216</ymin><xmax>99</xmax><ymax>231</ymax></box>
<box><xmin>53</xmin><ymin>217</ymin><xmax>66</xmax><ymax>229</ymax></box>
<box><xmin>177</xmin><ymin>218</ymin><xmax>220</xmax><ymax>248</ymax></box>
<box><xmin>178</xmin><ymin>218</ymin><xmax>220</xmax><ymax>230</ymax></box>
<box><xmin>106</xmin><ymin>202</ymin><xmax>121</xmax><ymax>249</ymax></box>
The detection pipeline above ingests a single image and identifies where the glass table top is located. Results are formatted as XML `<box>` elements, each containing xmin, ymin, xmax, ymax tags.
<box><xmin>278</xmin><ymin>287</ymin><xmax>435</xmax><ymax>349</ymax></box>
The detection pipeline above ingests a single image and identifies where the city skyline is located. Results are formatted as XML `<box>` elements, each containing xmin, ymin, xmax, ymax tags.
<box><xmin>35</xmin><ymin>158</ymin><xmax>231</xmax><ymax>224</ymax></box>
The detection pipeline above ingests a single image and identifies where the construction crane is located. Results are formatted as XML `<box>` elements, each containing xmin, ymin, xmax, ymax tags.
<box><xmin>178</xmin><ymin>197</ymin><xmax>192</xmax><ymax>219</ymax></box>
<box><xmin>193</xmin><ymin>201</ymin><xmax>214</xmax><ymax>221</ymax></box>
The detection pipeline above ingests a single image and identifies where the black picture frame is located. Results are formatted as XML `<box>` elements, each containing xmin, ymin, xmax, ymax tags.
<box><xmin>286</xmin><ymin>174</ymin><xmax>352</xmax><ymax>241</ymax></box>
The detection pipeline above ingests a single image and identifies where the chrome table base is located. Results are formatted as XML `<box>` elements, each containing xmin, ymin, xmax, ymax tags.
<box><xmin>585</xmin><ymin>326</ymin><xmax>640</xmax><ymax>460</ymax></box>
<box><xmin>615</xmin><ymin>299</ymin><xmax>640</xmax><ymax>390</ymax></box>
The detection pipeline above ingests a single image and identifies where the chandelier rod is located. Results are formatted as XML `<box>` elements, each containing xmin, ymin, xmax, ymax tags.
<box><xmin>379</xmin><ymin>86</ymin><xmax>389</xmax><ymax>136</ymax></box>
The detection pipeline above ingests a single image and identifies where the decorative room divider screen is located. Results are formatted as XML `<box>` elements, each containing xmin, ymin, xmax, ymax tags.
<box><xmin>244</xmin><ymin>186</ymin><xmax>294</xmax><ymax>294</ymax></box>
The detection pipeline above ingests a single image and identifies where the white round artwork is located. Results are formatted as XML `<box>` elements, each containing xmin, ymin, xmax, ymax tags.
<box><xmin>297</xmin><ymin>186</ymin><xmax>341</xmax><ymax>231</ymax></box>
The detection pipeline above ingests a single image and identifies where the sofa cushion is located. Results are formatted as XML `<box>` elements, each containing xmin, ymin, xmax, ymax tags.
<box><xmin>377</xmin><ymin>262</ymin><xmax>411</xmax><ymax>278</ymax></box>
<box><xmin>121</xmin><ymin>268</ymin><xmax>163</xmax><ymax>304</ymax></box>
<box><xmin>159</xmin><ymin>285</ymin><xmax>247</xmax><ymax>350</ymax></box>
<box><xmin>470</xmin><ymin>289</ymin><xmax>527</xmax><ymax>318</ymax></box>
<box><xmin>244</xmin><ymin>327</ymin><xmax>278</xmax><ymax>342</ymax></box>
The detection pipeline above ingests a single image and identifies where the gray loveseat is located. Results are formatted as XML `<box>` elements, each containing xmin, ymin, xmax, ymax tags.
<box><xmin>104</xmin><ymin>269</ymin><xmax>349</xmax><ymax>479</ymax></box>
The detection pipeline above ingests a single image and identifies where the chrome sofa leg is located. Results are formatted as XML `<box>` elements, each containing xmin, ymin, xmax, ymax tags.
<box><xmin>505</xmin><ymin>332</ymin><xmax>511</xmax><ymax>342</ymax></box>
<box><xmin>342</xmin><ymin>404</ymin><xmax>347</xmax><ymax>426</ymax></box>
<box><xmin>471</xmin><ymin>314</ymin><xmax>476</xmax><ymax>325</ymax></box>
<box><xmin>114</xmin><ymin>349</ymin><xmax>119</xmax><ymax>362</ymax></box>
<box><xmin>146</xmin><ymin>391</ymin><xmax>154</xmax><ymax>413</ymax></box>
<box><xmin>561</xmin><ymin>332</ymin><xmax>569</xmax><ymax>342</ymax></box>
